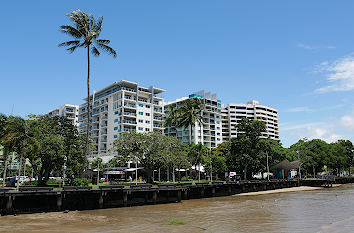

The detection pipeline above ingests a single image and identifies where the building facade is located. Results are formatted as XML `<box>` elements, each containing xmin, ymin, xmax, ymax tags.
<box><xmin>48</xmin><ymin>104</ymin><xmax>79</xmax><ymax>126</ymax></box>
<box><xmin>222</xmin><ymin>100</ymin><xmax>279</xmax><ymax>141</ymax></box>
<box><xmin>164</xmin><ymin>90</ymin><xmax>223</xmax><ymax>149</ymax></box>
<box><xmin>78</xmin><ymin>80</ymin><xmax>165</xmax><ymax>157</ymax></box>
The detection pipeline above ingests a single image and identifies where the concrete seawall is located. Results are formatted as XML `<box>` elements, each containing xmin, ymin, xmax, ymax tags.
<box><xmin>1</xmin><ymin>177</ymin><xmax>352</xmax><ymax>216</ymax></box>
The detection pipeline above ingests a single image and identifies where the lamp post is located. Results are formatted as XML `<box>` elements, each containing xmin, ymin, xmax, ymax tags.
<box><xmin>135</xmin><ymin>156</ymin><xmax>138</xmax><ymax>185</ymax></box>
<box><xmin>62</xmin><ymin>156</ymin><xmax>67</xmax><ymax>187</ymax></box>
<box><xmin>266</xmin><ymin>151</ymin><xmax>270</xmax><ymax>181</ymax></box>
<box><xmin>296</xmin><ymin>151</ymin><xmax>301</xmax><ymax>179</ymax></box>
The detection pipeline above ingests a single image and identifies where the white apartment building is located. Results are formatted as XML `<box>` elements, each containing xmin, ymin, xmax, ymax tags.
<box><xmin>222</xmin><ymin>100</ymin><xmax>279</xmax><ymax>141</ymax></box>
<box><xmin>48</xmin><ymin>104</ymin><xmax>79</xmax><ymax>126</ymax></box>
<box><xmin>78</xmin><ymin>80</ymin><xmax>165</xmax><ymax>157</ymax></box>
<box><xmin>164</xmin><ymin>90</ymin><xmax>223</xmax><ymax>149</ymax></box>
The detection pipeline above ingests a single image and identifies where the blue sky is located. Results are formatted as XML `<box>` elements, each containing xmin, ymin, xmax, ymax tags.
<box><xmin>1</xmin><ymin>1</ymin><xmax>354</xmax><ymax>147</ymax></box>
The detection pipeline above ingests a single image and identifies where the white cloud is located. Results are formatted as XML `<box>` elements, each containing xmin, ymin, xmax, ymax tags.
<box><xmin>315</xmin><ymin>56</ymin><xmax>354</xmax><ymax>93</ymax></box>
<box><xmin>282</xmin><ymin>122</ymin><xmax>343</xmax><ymax>143</ymax></box>
<box><xmin>340</xmin><ymin>113</ymin><xmax>354</xmax><ymax>131</ymax></box>
<box><xmin>297</xmin><ymin>43</ymin><xmax>336</xmax><ymax>50</ymax></box>
<box><xmin>287</xmin><ymin>107</ymin><xmax>312</xmax><ymax>113</ymax></box>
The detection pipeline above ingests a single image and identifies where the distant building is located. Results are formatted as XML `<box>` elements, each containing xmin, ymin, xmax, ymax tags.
<box><xmin>164</xmin><ymin>90</ymin><xmax>223</xmax><ymax>149</ymax></box>
<box><xmin>78</xmin><ymin>80</ymin><xmax>165</xmax><ymax>157</ymax></box>
<box><xmin>48</xmin><ymin>104</ymin><xmax>79</xmax><ymax>126</ymax></box>
<box><xmin>222</xmin><ymin>100</ymin><xmax>279</xmax><ymax>141</ymax></box>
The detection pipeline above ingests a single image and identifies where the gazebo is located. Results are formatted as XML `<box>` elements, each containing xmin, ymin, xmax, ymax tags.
<box><xmin>271</xmin><ymin>159</ymin><xmax>300</xmax><ymax>179</ymax></box>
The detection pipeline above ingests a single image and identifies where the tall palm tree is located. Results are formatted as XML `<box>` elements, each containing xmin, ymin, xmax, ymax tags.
<box><xmin>177</xmin><ymin>98</ymin><xmax>204</xmax><ymax>144</ymax></box>
<box><xmin>164</xmin><ymin>104</ymin><xmax>179</xmax><ymax>133</ymax></box>
<box><xmin>3</xmin><ymin>117</ymin><xmax>28</xmax><ymax>189</ymax></box>
<box><xmin>58</xmin><ymin>9</ymin><xmax>117</xmax><ymax>158</ymax></box>
<box><xmin>188</xmin><ymin>143</ymin><xmax>207</xmax><ymax>182</ymax></box>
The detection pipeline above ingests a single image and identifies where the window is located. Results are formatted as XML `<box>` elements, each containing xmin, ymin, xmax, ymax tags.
<box><xmin>139</xmin><ymin>112</ymin><xmax>143</xmax><ymax>115</ymax></box>
<box><xmin>114</xmin><ymin>127</ymin><xmax>118</xmax><ymax>130</ymax></box>
<box><xmin>114</xmin><ymin>135</ymin><xmax>118</xmax><ymax>139</ymax></box>
<box><xmin>146</xmin><ymin>120</ymin><xmax>150</xmax><ymax>124</ymax></box>
<box><xmin>138</xmin><ymin>119</ymin><xmax>143</xmax><ymax>123</ymax></box>
<box><xmin>145</xmin><ymin>128</ymin><xmax>150</xmax><ymax>132</ymax></box>
<box><xmin>146</xmin><ymin>113</ymin><xmax>150</xmax><ymax>116</ymax></box>
<box><xmin>138</xmin><ymin>127</ymin><xmax>143</xmax><ymax>131</ymax></box>
<box><xmin>139</xmin><ymin>104</ymin><xmax>143</xmax><ymax>107</ymax></box>
<box><xmin>217</xmin><ymin>138</ymin><xmax>220</xmax><ymax>141</ymax></box>
<box><xmin>217</xmin><ymin>127</ymin><xmax>220</xmax><ymax>130</ymax></box>
<box><xmin>114</xmin><ymin>119</ymin><xmax>118</xmax><ymax>123</ymax></box>
<box><xmin>145</xmin><ymin>105</ymin><xmax>150</xmax><ymax>108</ymax></box>
<box><xmin>114</xmin><ymin>111</ymin><xmax>119</xmax><ymax>115</ymax></box>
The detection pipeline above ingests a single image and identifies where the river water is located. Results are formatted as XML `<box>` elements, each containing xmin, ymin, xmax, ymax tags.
<box><xmin>1</xmin><ymin>184</ymin><xmax>354</xmax><ymax>233</ymax></box>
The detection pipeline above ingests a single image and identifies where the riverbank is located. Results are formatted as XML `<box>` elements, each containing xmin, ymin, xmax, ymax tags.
<box><xmin>235</xmin><ymin>184</ymin><xmax>344</xmax><ymax>196</ymax></box>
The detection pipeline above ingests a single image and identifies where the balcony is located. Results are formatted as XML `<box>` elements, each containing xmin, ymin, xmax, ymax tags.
<box><xmin>153</xmin><ymin>117</ymin><xmax>163</xmax><ymax>121</ymax></box>
<box><xmin>122</xmin><ymin>120</ymin><xmax>137</xmax><ymax>125</ymax></box>
<box><xmin>101</xmin><ymin>131</ymin><xmax>107</xmax><ymax>135</ymax></box>
<box><xmin>138</xmin><ymin>98</ymin><xmax>149</xmax><ymax>103</ymax></box>
<box><xmin>101</xmin><ymin>139</ymin><xmax>107</xmax><ymax>143</ymax></box>
<box><xmin>124</xmin><ymin>103</ymin><xmax>136</xmax><ymax>109</ymax></box>
<box><xmin>153</xmin><ymin>124</ymin><xmax>162</xmax><ymax>128</ymax></box>
<box><xmin>121</xmin><ymin>112</ymin><xmax>136</xmax><ymax>117</ymax></box>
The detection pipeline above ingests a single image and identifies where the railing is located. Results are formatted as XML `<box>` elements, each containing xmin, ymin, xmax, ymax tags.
<box><xmin>121</xmin><ymin>112</ymin><xmax>136</xmax><ymax>116</ymax></box>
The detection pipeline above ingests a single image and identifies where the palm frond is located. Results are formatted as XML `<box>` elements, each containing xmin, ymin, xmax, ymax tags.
<box><xmin>67</xmin><ymin>45</ymin><xmax>79</xmax><ymax>53</ymax></box>
<box><xmin>94</xmin><ymin>16</ymin><xmax>103</xmax><ymax>33</ymax></box>
<box><xmin>96</xmin><ymin>39</ymin><xmax>110</xmax><ymax>44</ymax></box>
<box><xmin>59</xmin><ymin>25</ymin><xmax>83</xmax><ymax>38</ymax></box>
<box><xmin>91</xmin><ymin>46</ymin><xmax>100</xmax><ymax>56</ymax></box>
<box><xmin>96</xmin><ymin>42</ymin><xmax>117</xmax><ymax>57</ymax></box>
<box><xmin>58</xmin><ymin>40</ymin><xmax>80</xmax><ymax>47</ymax></box>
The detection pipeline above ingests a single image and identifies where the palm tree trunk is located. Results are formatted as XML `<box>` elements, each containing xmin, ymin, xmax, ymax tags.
<box><xmin>16</xmin><ymin>142</ymin><xmax>25</xmax><ymax>190</ymax></box>
<box><xmin>2</xmin><ymin>146</ymin><xmax>8</xmax><ymax>186</ymax></box>
<box><xmin>85</xmin><ymin>45</ymin><xmax>91</xmax><ymax>160</ymax></box>
<box><xmin>189</xmin><ymin>124</ymin><xmax>192</xmax><ymax>144</ymax></box>
<box><xmin>198</xmin><ymin>163</ymin><xmax>201</xmax><ymax>182</ymax></box>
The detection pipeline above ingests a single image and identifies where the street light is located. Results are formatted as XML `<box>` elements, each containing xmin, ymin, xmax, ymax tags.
<box><xmin>62</xmin><ymin>156</ymin><xmax>67</xmax><ymax>187</ymax></box>
<box><xmin>266</xmin><ymin>151</ymin><xmax>270</xmax><ymax>181</ymax></box>
<box><xmin>296</xmin><ymin>150</ymin><xmax>301</xmax><ymax>180</ymax></box>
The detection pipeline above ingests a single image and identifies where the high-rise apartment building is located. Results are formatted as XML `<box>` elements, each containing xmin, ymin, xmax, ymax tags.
<box><xmin>164</xmin><ymin>91</ymin><xmax>223</xmax><ymax>149</ymax></box>
<box><xmin>78</xmin><ymin>80</ymin><xmax>165</xmax><ymax>156</ymax></box>
<box><xmin>48</xmin><ymin>104</ymin><xmax>79</xmax><ymax>126</ymax></box>
<box><xmin>222</xmin><ymin>100</ymin><xmax>279</xmax><ymax>141</ymax></box>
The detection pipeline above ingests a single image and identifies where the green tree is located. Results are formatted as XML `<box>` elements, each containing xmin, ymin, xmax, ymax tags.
<box><xmin>59</xmin><ymin>9</ymin><xmax>117</xmax><ymax>158</ymax></box>
<box><xmin>177</xmin><ymin>98</ymin><xmax>204</xmax><ymax>144</ymax></box>
<box><xmin>3</xmin><ymin>116</ymin><xmax>38</xmax><ymax>189</ymax></box>
<box><xmin>0</xmin><ymin>114</ymin><xmax>9</xmax><ymax>186</ymax></box>
<box><xmin>91</xmin><ymin>157</ymin><xmax>103</xmax><ymax>183</ymax></box>
<box><xmin>188</xmin><ymin>143</ymin><xmax>208</xmax><ymax>182</ymax></box>
<box><xmin>25</xmin><ymin>115</ymin><xmax>86</xmax><ymax>186</ymax></box>
<box><xmin>229</xmin><ymin>118</ymin><xmax>266</xmax><ymax>180</ymax></box>
<box><xmin>204</xmin><ymin>150</ymin><xmax>227</xmax><ymax>180</ymax></box>
<box><xmin>338</xmin><ymin>140</ymin><xmax>354</xmax><ymax>175</ymax></box>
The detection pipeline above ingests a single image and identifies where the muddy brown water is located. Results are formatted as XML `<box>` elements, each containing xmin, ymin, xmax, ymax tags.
<box><xmin>1</xmin><ymin>184</ymin><xmax>354</xmax><ymax>233</ymax></box>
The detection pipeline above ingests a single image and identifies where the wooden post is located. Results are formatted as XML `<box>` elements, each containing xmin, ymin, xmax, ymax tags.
<box><xmin>99</xmin><ymin>194</ymin><xmax>104</xmax><ymax>208</ymax></box>
<box><xmin>212</xmin><ymin>187</ymin><xmax>216</xmax><ymax>197</ymax></box>
<box><xmin>57</xmin><ymin>195</ymin><xmax>62</xmax><ymax>211</ymax></box>
<box><xmin>153</xmin><ymin>191</ymin><xmax>157</xmax><ymax>204</ymax></box>
<box><xmin>6</xmin><ymin>196</ymin><xmax>12</xmax><ymax>211</ymax></box>
<box><xmin>200</xmin><ymin>188</ymin><xmax>204</xmax><ymax>197</ymax></box>
<box><xmin>123</xmin><ymin>192</ymin><xmax>128</xmax><ymax>207</ymax></box>
<box><xmin>184</xmin><ymin>190</ymin><xmax>188</xmax><ymax>199</ymax></box>
<box><xmin>177</xmin><ymin>190</ymin><xmax>182</xmax><ymax>202</ymax></box>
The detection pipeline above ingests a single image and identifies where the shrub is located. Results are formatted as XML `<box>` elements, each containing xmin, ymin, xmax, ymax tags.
<box><xmin>71</xmin><ymin>178</ymin><xmax>83</xmax><ymax>186</ymax></box>
<box><xmin>81</xmin><ymin>178</ymin><xmax>89</xmax><ymax>186</ymax></box>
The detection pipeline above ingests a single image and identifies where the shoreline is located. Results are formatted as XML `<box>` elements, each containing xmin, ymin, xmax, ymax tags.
<box><xmin>234</xmin><ymin>184</ymin><xmax>344</xmax><ymax>196</ymax></box>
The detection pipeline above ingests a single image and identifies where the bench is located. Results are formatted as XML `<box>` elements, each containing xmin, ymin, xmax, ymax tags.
<box><xmin>157</xmin><ymin>184</ymin><xmax>176</xmax><ymax>189</ymax></box>
<box><xmin>63</xmin><ymin>186</ymin><xmax>92</xmax><ymax>191</ymax></box>
<box><xmin>18</xmin><ymin>187</ymin><xmax>53</xmax><ymax>192</ymax></box>
<box><xmin>130</xmin><ymin>184</ymin><xmax>153</xmax><ymax>190</ymax></box>
<box><xmin>99</xmin><ymin>185</ymin><xmax>125</xmax><ymax>190</ymax></box>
